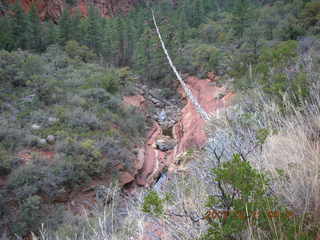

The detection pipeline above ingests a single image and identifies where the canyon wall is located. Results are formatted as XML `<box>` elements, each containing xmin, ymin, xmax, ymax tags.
<box><xmin>5</xmin><ymin>0</ymin><xmax>161</xmax><ymax>20</ymax></box>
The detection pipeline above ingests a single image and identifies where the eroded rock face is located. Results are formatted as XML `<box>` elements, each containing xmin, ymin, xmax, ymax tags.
<box><xmin>123</xmin><ymin>75</ymin><xmax>234</xmax><ymax>189</ymax></box>
<box><xmin>6</xmin><ymin>0</ymin><xmax>159</xmax><ymax>21</ymax></box>
<box><xmin>170</xmin><ymin>77</ymin><xmax>230</xmax><ymax>162</ymax></box>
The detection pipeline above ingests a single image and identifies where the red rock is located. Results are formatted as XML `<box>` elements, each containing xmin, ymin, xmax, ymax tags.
<box><xmin>167</xmin><ymin>76</ymin><xmax>233</xmax><ymax>164</ymax></box>
<box><xmin>134</xmin><ymin>76</ymin><xmax>234</xmax><ymax>188</ymax></box>
<box><xmin>119</xmin><ymin>171</ymin><xmax>134</xmax><ymax>186</ymax></box>
<box><xmin>6</xmin><ymin>0</ymin><xmax>157</xmax><ymax>21</ymax></box>
<box><xmin>136</xmin><ymin>123</ymin><xmax>165</xmax><ymax>186</ymax></box>
<box><xmin>114</xmin><ymin>163</ymin><xmax>124</xmax><ymax>170</ymax></box>
<box><xmin>8</xmin><ymin>0</ymin><xmax>64</xmax><ymax>21</ymax></box>
<box><xmin>135</xmin><ymin>174</ymin><xmax>146</xmax><ymax>186</ymax></box>
<box><xmin>17</xmin><ymin>149</ymin><xmax>55</xmax><ymax>165</ymax></box>
<box><xmin>123</xmin><ymin>95</ymin><xmax>145</xmax><ymax>109</ymax></box>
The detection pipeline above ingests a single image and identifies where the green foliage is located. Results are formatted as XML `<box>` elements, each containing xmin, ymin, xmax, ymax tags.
<box><xmin>11</xmin><ymin>195</ymin><xmax>43</xmax><ymax>236</ymax></box>
<box><xmin>256</xmin><ymin>128</ymin><xmax>270</xmax><ymax>145</ymax></box>
<box><xmin>64</xmin><ymin>40</ymin><xmax>97</xmax><ymax>62</ymax></box>
<box><xmin>192</xmin><ymin>44</ymin><xmax>224</xmax><ymax>75</ymax></box>
<box><xmin>254</xmin><ymin>40</ymin><xmax>308</xmax><ymax>103</ymax></box>
<box><xmin>1</xmin><ymin>0</ymin><xmax>320</xmax><ymax>238</ymax></box>
<box><xmin>202</xmin><ymin>154</ymin><xmax>317</xmax><ymax>240</ymax></box>
<box><xmin>0</xmin><ymin>45</ymin><xmax>146</xmax><ymax>236</ymax></box>
<box><xmin>142</xmin><ymin>190</ymin><xmax>165</xmax><ymax>217</ymax></box>
<box><xmin>302</xmin><ymin>2</ymin><xmax>320</xmax><ymax>33</ymax></box>
<box><xmin>91</xmin><ymin>70</ymin><xmax>120</xmax><ymax>94</ymax></box>
<box><xmin>258</xmin><ymin>40</ymin><xmax>298</xmax><ymax>69</ymax></box>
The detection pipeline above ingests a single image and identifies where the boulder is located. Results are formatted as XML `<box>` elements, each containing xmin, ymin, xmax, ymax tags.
<box><xmin>31</xmin><ymin>124</ymin><xmax>41</xmax><ymax>130</ymax></box>
<box><xmin>37</xmin><ymin>138</ymin><xmax>47</xmax><ymax>146</ymax></box>
<box><xmin>155</xmin><ymin>138</ymin><xmax>176</xmax><ymax>151</ymax></box>
<box><xmin>48</xmin><ymin>117</ymin><xmax>59</xmax><ymax>124</ymax></box>
<box><xmin>46</xmin><ymin>135</ymin><xmax>55</xmax><ymax>144</ymax></box>
<box><xmin>158</xmin><ymin>110</ymin><xmax>167</xmax><ymax>121</ymax></box>
<box><xmin>119</xmin><ymin>171</ymin><xmax>135</xmax><ymax>187</ymax></box>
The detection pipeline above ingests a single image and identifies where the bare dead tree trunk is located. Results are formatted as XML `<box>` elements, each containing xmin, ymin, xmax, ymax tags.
<box><xmin>151</xmin><ymin>10</ymin><xmax>210</xmax><ymax>122</ymax></box>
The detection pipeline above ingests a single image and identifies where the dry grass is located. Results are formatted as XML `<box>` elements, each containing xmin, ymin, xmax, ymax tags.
<box><xmin>256</xmin><ymin>106</ymin><xmax>320</xmax><ymax>219</ymax></box>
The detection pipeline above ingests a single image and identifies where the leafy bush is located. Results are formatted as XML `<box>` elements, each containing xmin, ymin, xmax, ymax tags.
<box><xmin>191</xmin><ymin>44</ymin><xmax>225</xmax><ymax>75</ymax></box>
<box><xmin>302</xmin><ymin>2</ymin><xmax>320</xmax><ymax>33</ymax></box>
<box><xmin>11</xmin><ymin>195</ymin><xmax>44</xmax><ymax>236</ymax></box>
<box><xmin>142</xmin><ymin>190</ymin><xmax>165</xmax><ymax>217</ymax></box>
<box><xmin>64</xmin><ymin>40</ymin><xmax>96</xmax><ymax>63</ymax></box>
<box><xmin>202</xmin><ymin>154</ymin><xmax>317</xmax><ymax>240</ymax></box>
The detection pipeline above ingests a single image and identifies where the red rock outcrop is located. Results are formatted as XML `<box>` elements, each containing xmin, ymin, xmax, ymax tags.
<box><xmin>168</xmin><ymin>76</ymin><xmax>233</xmax><ymax>166</ymax></box>
<box><xmin>8</xmin><ymin>0</ymin><xmax>64</xmax><ymax>21</ymax></box>
<box><xmin>138</xmin><ymin>77</ymin><xmax>233</xmax><ymax>240</ymax></box>
<box><xmin>5</xmin><ymin>0</ymin><xmax>159</xmax><ymax>20</ymax></box>
<box><xmin>123</xmin><ymin>76</ymin><xmax>234</xmax><ymax>189</ymax></box>
<box><xmin>119</xmin><ymin>171</ymin><xmax>135</xmax><ymax>187</ymax></box>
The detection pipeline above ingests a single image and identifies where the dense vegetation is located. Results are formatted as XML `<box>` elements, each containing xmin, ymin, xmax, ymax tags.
<box><xmin>1</xmin><ymin>0</ymin><xmax>320</xmax><ymax>239</ymax></box>
<box><xmin>0</xmin><ymin>42</ymin><xmax>146</xmax><ymax>236</ymax></box>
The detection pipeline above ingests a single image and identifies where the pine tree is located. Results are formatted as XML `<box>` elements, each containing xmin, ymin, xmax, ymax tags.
<box><xmin>0</xmin><ymin>16</ymin><xmax>14</xmax><ymax>50</ymax></box>
<box><xmin>232</xmin><ymin>0</ymin><xmax>254</xmax><ymax>38</ymax></box>
<box><xmin>86</xmin><ymin>5</ymin><xmax>102</xmax><ymax>53</ymax></box>
<box><xmin>59</xmin><ymin>8</ymin><xmax>72</xmax><ymax>45</ymax></box>
<box><xmin>114</xmin><ymin>17</ymin><xmax>125</xmax><ymax>66</ymax></box>
<box><xmin>100</xmin><ymin>19</ymin><xmax>112</xmax><ymax>63</ymax></box>
<box><xmin>43</xmin><ymin>21</ymin><xmax>59</xmax><ymax>46</ymax></box>
<box><xmin>11</xmin><ymin>0</ymin><xmax>28</xmax><ymax>49</ymax></box>
<box><xmin>26</xmin><ymin>4</ymin><xmax>43</xmax><ymax>51</ymax></box>
<box><xmin>70</xmin><ymin>9</ymin><xmax>82</xmax><ymax>43</ymax></box>
<box><xmin>135</xmin><ymin>27</ymin><xmax>153</xmax><ymax>80</ymax></box>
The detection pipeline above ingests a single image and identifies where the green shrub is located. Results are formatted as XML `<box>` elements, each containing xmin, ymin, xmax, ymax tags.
<box><xmin>10</xmin><ymin>195</ymin><xmax>43</xmax><ymax>236</ymax></box>
<box><xmin>64</xmin><ymin>40</ymin><xmax>97</xmax><ymax>63</ymax></box>
<box><xmin>302</xmin><ymin>2</ymin><xmax>320</xmax><ymax>33</ymax></box>
<box><xmin>142</xmin><ymin>190</ymin><xmax>165</xmax><ymax>217</ymax></box>
<box><xmin>0</xmin><ymin>145</ymin><xmax>12</xmax><ymax>175</ymax></box>
<box><xmin>202</xmin><ymin>154</ymin><xmax>317</xmax><ymax>240</ymax></box>
<box><xmin>254</xmin><ymin>40</ymin><xmax>311</xmax><ymax>104</ymax></box>
<box><xmin>192</xmin><ymin>44</ymin><xmax>224</xmax><ymax>75</ymax></box>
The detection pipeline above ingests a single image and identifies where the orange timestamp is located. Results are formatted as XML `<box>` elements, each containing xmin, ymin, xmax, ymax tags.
<box><xmin>204</xmin><ymin>209</ymin><xmax>295</xmax><ymax>221</ymax></box>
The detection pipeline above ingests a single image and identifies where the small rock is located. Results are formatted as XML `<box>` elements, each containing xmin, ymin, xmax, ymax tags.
<box><xmin>38</xmin><ymin>138</ymin><xmax>47</xmax><ymax>146</ymax></box>
<box><xmin>31</xmin><ymin>124</ymin><xmax>41</xmax><ymax>130</ymax></box>
<box><xmin>158</xmin><ymin>110</ymin><xmax>167</xmax><ymax>121</ymax></box>
<box><xmin>48</xmin><ymin>117</ymin><xmax>59</xmax><ymax>124</ymax></box>
<box><xmin>46</xmin><ymin>135</ymin><xmax>55</xmax><ymax>144</ymax></box>
<box><xmin>156</xmin><ymin>138</ymin><xmax>176</xmax><ymax>151</ymax></box>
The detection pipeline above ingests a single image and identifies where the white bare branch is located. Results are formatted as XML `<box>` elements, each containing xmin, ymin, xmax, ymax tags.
<box><xmin>151</xmin><ymin>10</ymin><xmax>210</xmax><ymax>121</ymax></box>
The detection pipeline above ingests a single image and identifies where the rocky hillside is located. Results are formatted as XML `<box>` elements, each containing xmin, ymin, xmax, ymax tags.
<box><xmin>122</xmin><ymin>75</ymin><xmax>233</xmax><ymax>193</ymax></box>
<box><xmin>1</xmin><ymin>0</ymin><xmax>320</xmax><ymax>239</ymax></box>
